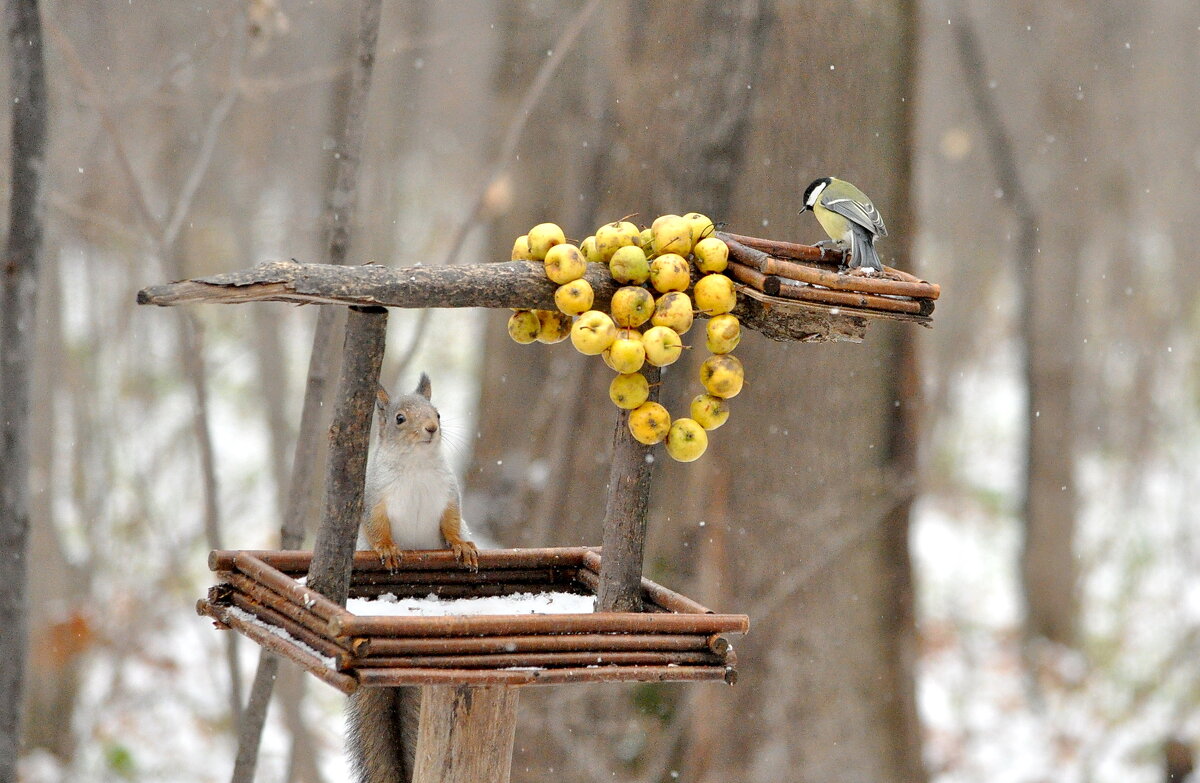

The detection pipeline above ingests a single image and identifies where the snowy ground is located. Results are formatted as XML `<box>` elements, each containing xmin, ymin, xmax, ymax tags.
<box><xmin>914</xmin><ymin>343</ymin><xmax>1200</xmax><ymax>783</ymax></box>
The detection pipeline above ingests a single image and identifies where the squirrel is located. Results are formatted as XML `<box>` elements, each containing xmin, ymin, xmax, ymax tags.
<box><xmin>346</xmin><ymin>372</ymin><xmax>478</xmax><ymax>783</ymax></box>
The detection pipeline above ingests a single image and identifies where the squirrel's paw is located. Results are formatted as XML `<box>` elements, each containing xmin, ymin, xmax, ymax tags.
<box><xmin>376</xmin><ymin>545</ymin><xmax>403</xmax><ymax>573</ymax></box>
<box><xmin>451</xmin><ymin>540</ymin><xmax>479</xmax><ymax>572</ymax></box>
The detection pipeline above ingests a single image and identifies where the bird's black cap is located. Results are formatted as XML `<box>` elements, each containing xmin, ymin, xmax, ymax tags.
<box><xmin>801</xmin><ymin>176</ymin><xmax>832</xmax><ymax>211</ymax></box>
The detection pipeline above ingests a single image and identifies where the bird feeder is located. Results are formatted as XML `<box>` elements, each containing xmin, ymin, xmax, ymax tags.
<box><xmin>137</xmin><ymin>233</ymin><xmax>937</xmax><ymax>782</ymax></box>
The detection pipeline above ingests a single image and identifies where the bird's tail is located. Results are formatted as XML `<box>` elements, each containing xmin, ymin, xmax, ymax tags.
<box><xmin>847</xmin><ymin>225</ymin><xmax>883</xmax><ymax>272</ymax></box>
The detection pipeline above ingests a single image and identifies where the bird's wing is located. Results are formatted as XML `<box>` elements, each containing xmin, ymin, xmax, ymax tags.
<box><xmin>821</xmin><ymin>195</ymin><xmax>887</xmax><ymax>237</ymax></box>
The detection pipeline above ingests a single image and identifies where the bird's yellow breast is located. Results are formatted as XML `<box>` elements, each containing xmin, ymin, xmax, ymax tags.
<box><xmin>813</xmin><ymin>202</ymin><xmax>853</xmax><ymax>243</ymax></box>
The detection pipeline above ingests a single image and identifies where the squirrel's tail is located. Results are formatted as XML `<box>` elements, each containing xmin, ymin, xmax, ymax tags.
<box><xmin>347</xmin><ymin>686</ymin><xmax>421</xmax><ymax>783</ymax></box>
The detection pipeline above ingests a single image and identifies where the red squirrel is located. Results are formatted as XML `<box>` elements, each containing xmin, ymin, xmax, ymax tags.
<box><xmin>346</xmin><ymin>373</ymin><xmax>478</xmax><ymax>783</ymax></box>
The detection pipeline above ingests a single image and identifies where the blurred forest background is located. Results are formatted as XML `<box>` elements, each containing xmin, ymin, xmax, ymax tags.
<box><xmin>3</xmin><ymin>0</ymin><xmax>1200</xmax><ymax>782</ymax></box>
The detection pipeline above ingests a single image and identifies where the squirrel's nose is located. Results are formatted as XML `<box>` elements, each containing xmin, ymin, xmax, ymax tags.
<box><xmin>425</xmin><ymin>422</ymin><xmax>438</xmax><ymax>435</ymax></box>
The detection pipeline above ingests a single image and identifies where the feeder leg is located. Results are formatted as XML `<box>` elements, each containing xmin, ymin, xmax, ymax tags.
<box><xmin>412</xmin><ymin>684</ymin><xmax>520</xmax><ymax>783</ymax></box>
<box><xmin>597</xmin><ymin>365</ymin><xmax>661</xmax><ymax>612</ymax></box>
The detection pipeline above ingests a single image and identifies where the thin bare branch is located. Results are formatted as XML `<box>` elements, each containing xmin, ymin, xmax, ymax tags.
<box><xmin>163</xmin><ymin>25</ymin><xmax>246</xmax><ymax>249</ymax></box>
<box><xmin>43</xmin><ymin>16</ymin><xmax>164</xmax><ymax>238</ymax></box>
<box><xmin>439</xmin><ymin>0</ymin><xmax>602</xmax><ymax>266</ymax></box>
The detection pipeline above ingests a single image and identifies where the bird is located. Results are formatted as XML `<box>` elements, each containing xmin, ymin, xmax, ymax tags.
<box><xmin>800</xmin><ymin>176</ymin><xmax>888</xmax><ymax>273</ymax></box>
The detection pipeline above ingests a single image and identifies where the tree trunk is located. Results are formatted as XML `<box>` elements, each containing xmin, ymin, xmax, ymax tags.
<box><xmin>468</xmin><ymin>2</ymin><xmax>926</xmax><ymax>781</ymax></box>
<box><xmin>0</xmin><ymin>1</ymin><xmax>48</xmax><ymax>778</ymax></box>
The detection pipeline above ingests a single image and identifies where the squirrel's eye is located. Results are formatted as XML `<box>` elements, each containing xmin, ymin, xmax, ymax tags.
<box><xmin>436</xmin><ymin>412</ymin><xmax>441</xmax><ymax>420</ymax></box>
<box><xmin>395</xmin><ymin>413</ymin><xmax>406</xmax><ymax>425</ymax></box>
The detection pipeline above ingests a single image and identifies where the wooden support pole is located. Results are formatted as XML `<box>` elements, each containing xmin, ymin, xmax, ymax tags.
<box><xmin>413</xmin><ymin>685</ymin><xmax>520</xmax><ymax>783</ymax></box>
<box><xmin>306</xmin><ymin>305</ymin><xmax>388</xmax><ymax>606</ymax></box>
<box><xmin>597</xmin><ymin>364</ymin><xmax>661</xmax><ymax>613</ymax></box>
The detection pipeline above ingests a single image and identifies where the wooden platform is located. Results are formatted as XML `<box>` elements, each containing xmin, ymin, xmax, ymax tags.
<box><xmin>198</xmin><ymin>547</ymin><xmax>747</xmax><ymax>694</ymax></box>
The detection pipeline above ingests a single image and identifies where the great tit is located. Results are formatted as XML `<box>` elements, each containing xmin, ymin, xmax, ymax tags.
<box><xmin>801</xmin><ymin>176</ymin><xmax>888</xmax><ymax>272</ymax></box>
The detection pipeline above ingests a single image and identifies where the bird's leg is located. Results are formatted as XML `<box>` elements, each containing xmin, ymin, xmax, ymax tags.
<box><xmin>812</xmin><ymin>238</ymin><xmax>846</xmax><ymax>250</ymax></box>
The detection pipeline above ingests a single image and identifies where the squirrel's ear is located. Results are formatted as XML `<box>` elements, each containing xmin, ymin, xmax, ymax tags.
<box><xmin>415</xmin><ymin>372</ymin><xmax>432</xmax><ymax>401</ymax></box>
<box><xmin>375</xmin><ymin>384</ymin><xmax>390</xmax><ymax>411</ymax></box>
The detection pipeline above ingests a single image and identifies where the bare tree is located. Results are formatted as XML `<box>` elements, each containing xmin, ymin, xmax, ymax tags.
<box><xmin>949</xmin><ymin>0</ymin><xmax>1079</xmax><ymax>646</ymax></box>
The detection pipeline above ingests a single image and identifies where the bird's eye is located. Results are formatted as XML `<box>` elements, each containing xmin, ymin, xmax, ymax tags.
<box><xmin>395</xmin><ymin>413</ymin><xmax>406</xmax><ymax>425</ymax></box>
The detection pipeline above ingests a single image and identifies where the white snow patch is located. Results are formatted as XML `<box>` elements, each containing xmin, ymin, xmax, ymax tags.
<box><xmin>347</xmin><ymin>591</ymin><xmax>596</xmax><ymax>617</ymax></box>
<box><xmin>226</xmin><ymin>605</ymin><xmax>337</xmax><ymax>670</ymax></box>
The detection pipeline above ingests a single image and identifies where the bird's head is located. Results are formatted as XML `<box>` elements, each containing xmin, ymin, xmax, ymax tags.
<box><xmin>801</xmin><ymin>176</ymin><xmax>832</xmax><ymax>212</ymax></box>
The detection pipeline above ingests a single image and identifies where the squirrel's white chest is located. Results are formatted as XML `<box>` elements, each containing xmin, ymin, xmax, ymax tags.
<box><xmin>375</xmin><ymin>462</ymin><xmax>452</xmax><ymax>549</ymax></box>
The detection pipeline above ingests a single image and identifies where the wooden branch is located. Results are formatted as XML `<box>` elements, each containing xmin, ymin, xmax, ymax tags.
<box><xmin>581</xmin><ymin>549</ymin><xmax>715</xmax><ymax>615</ymax></box>
<box><xmin>197</xmin><ymin>599</ymin><xmax>358</xmax><ymax>695</ymax></box>
<box><xmin>723</xmin><ymin>234</ymin><xmax>938</xmax><ymax>297</ymax></box>
<box><xmin>234</xmin><ymin>553</ymin><xmax>356</xmax><ymax>627</ymax></box>
<box><xmin>223</xmin><ymin>572</ymin><xmax>351</xmax><ymax>650</ymax></box>
<box><xmin>730</xmin><ymin>261</ymin><xmax>934</xmax><ymax>317</ymax></box>
<box><xmin>209</xmin><ymin>546</ymin><xmax>594</xmax><ymax>573</ymax></box>
<box><xmin>413</xmin><ymin>685</ymin><xmax>520</xmax><ymax>783</ymax></box>
<box><xmin>357</xmin><ymin>665</ymin><xmax>735</xmax><ymax>687</ymax></box>
<box><xmin>306</xmin><ymin>307</ymin><xmax>388</xmax><ymax>606</ymax></box>
<box><xmin>596</xmin><ymin>365</ymin><xmax>660</xmax><ymax>613</ymax></box>
<box><xmin>136</xmin><ymin>259</ymin><xmax>870</xmax><ymax>343</ymax></box>
<box><xmin>328</xmin><ymin>609</ymin><xmax>748</xmax><ymax>639</ymax></box>
<box><xmin>360</xmin><ymin>633</ymin><xmax>723</xmax><ymax>658</ymax></box>
<box><xmin>352</xmin><ymin>650</ymin><xmax>725</xmax><ymax>670</ymax></box>
<box><xmin>721</xmin><ymin>231</ymin><xmax>843</xmax><ymax>265</ymax></box>
<box><xmin>228</xmin><ymin>592</ymin><xmax>346</xmax><ymax>662</ymax></box>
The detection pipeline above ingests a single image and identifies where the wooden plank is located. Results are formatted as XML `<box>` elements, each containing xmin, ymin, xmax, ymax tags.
<box><xmin>413</xmin><ymin>685</ymin><xmax>520</xmax><ymax>783</ymax></box>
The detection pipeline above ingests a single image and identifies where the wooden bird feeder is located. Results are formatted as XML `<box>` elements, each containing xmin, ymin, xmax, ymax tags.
<box><xmin>137</xmin><ymin>233</ymin><xmax>936</xmax><ymax>782</ymax></box>
<box><xmin>198</xmin><ymin>547</ymin><xmax>744</xmax><ymax>694</ymax></box>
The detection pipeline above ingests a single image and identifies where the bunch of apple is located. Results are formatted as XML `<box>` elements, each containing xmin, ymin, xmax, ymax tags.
<box><xmin>507</xmin><ymin>213</ymin><xmax>743</xmax><ymax>463</ymax></box>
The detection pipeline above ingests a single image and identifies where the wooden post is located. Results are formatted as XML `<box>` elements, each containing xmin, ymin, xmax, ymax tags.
<box><xmin>306</xmin><ymin>305</ymin><xmax>388</xmax><ymax>605</ymax></box>
<box><xmin>412</xmin><ymin>685</ymin><xmax>520</xmax><ymax>783</ymax></box>
<box><xmin>596</xmin><ymin>364</ymin><xmax>661</xmax><ymax>612</ymax></box>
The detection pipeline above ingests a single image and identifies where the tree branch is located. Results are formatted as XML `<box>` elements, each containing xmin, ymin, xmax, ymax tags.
<box><xmin>137</xmin><ymin>260</ymin><xmax>875</xmax><ymax>343</ymax></box>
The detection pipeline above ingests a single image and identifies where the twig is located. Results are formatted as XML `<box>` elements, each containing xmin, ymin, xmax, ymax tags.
<box><xmin>162</xmin><ymin>26</ymin><xmax>245</xmax><ymax>249</ymax></box>
<box><xmin>43</xmin><ymin>16</ymin><xmax>163</xmax><ymax>239</ymax></box>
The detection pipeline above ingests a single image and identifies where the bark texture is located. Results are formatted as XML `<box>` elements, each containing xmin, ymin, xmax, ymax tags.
<box><xmin>1</xmin><ymin>1</ymin><xmax>47</xmax><ymax>778</ymax></box>
<box><xmin>137</xmin><ymin>260</ymin><xmax>873</xmax><ymax>343</ymax></box>
<box><xmin>306</xmin><ymin>306</ymin><xmax>389</xmax><ymax>605</ymax></box>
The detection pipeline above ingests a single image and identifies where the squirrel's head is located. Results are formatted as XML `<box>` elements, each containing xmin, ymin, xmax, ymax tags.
<box><xmin>375</xmin><ymin>372</ymin><xmax>441</xmax><ymax>448</ymax></box>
